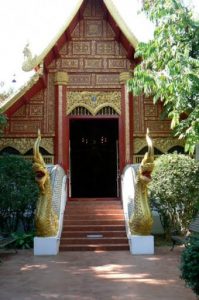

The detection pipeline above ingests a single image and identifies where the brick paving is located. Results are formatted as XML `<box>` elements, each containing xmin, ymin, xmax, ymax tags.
<box><xmin>0</xmin><ymin>246</ymin><xmax>196</xmax><ymax>300</ymax></box>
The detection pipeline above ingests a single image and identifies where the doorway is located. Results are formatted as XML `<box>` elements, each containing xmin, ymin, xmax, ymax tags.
<box><xmin>70</xmin><ymin>119</ymin><xmax>119</xmax><ymax>198</ymax></box>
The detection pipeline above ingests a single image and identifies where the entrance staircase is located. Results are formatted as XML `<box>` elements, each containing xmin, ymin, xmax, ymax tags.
<box><xmin>60</xmin><ymin>199</ymin><xmax>129</xmax><ymax>251</ymax></box>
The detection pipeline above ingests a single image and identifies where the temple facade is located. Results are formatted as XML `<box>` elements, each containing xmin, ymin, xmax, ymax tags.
<box><xmin>0</xmin><ymin>0</ymin><xmax>184</xmax><ymax>198</ymax></box>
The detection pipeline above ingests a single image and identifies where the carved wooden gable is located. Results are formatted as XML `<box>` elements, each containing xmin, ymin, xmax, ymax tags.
<box><xmin>48</xmin><ymin>0</ymin><xmax>132</xmax><ymax>89</ymax></box>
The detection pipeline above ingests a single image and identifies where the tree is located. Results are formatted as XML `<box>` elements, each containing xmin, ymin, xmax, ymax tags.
<box><xmin>0</xmin><ymin>155</ymin><xmax>39</xmax><ymax>233</ymax></box>
<box><xmin>149</xmin><ymin>153</ymin><xmax>199</xmax><ymax>236</ymax></box>
<box><xmin>128</xmin><ymin>0</ymin><xmax>199</xmax><ymax>153</ymax></box>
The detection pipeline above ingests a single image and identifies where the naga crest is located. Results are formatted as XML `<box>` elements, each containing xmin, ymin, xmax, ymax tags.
<box><xmin>139</xmin><ymin>128</ymin><xmax>154</xmax><ymax>184</ymax></box>
<box><xmin>33</xmin><ymin>129</ymin><xmax>48</xmax><ymax>193</ymax></box>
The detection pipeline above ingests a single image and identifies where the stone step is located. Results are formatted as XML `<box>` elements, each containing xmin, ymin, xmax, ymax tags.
<box><xmin>65</xmin><ymin>208</ymin><xmax>123</xmax><ymax>213</ymax></box>
<box><xmin>60</xmin><ymin>237</ymin><xmax>128</xmax><ymax>245</ymax></box>
<box><xmin>69</xmin><ymin>198</ymin><xmax>120</xmax><ymax>202</ymax></box>
<box><xmin>64</xmin><ymin>213</ymin><xmax>124</xmax><ymax>220</ymax></box>
<box><xmin>66</xmin><ymin>201</ymin><xmax>122</xmax><ymax>207</ymax></box>
<box><xmin>62</xmin><ymin>225</ymin><xmax>126</xmax><ymax>231</ymax></box>
<box><xmin>59</xmin><ymin>244</ymin><xmax>129</xmax><ymax>251</ymax></box>
<box><xmin>66</xmin><ymin>203</ymin><xmax>122</xmax><ymax>211</ymax></box>
<box><xmin>61</xmin><ymin>231</ymin><xmax>127</xmax><ymax>238</ymax></box>
<box><xmin>63</xmin><ymin>219</ymin><xmax>125</xmax><ymax>225</ymax></box>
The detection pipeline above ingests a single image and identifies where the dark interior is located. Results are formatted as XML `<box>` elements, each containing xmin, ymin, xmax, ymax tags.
<box><xmin>70</xmin><ymin>119</ymin><xmax>118</xmax><ymax>198</ymax></box>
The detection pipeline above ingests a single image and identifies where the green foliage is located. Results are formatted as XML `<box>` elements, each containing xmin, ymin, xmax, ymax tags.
<box><xmin>128</xmin><ymin>0</ymin><xmax>199</xmax><ymax>153</ymax></box>
<box><xmin>0</xmin><ymin>155</ymin><xmax>39</xmax><ymax>233</ymax></box>
<box><xmin>11</xmin><ymin>232</ymin><xmax>35</xmax><ymax>249</ymax></box>
<box><xmin>149</xmin><ymin>153</ymin><xmax>199</xmax><ymax>235</ymax></box>
<box><xmin>180</xmin><ymin>234</ymin><xmax>199</xmax><ymax>296</ymax></box>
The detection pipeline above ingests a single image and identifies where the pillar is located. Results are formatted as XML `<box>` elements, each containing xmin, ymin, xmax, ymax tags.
<box><xmin>119</xmin><ymin>71</ymin><xmax>131</xmax><ymax>171</ymax></box>
<box><xmin>54</xmin><ymin>71</ymin><xmax>69</xmax><ymax>171</ymax></box>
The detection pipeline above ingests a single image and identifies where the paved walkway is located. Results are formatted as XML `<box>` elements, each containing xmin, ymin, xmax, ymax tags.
<box><xmin>0</xmin><ymin>246</ymin><xmax>196</xmax><ymax>300</ymax></box>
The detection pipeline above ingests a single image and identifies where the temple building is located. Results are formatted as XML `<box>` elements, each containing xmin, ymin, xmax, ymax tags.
<box><xmin>0</xmin><ymin>0</ymin><xmax>184</xmax><ymax>199</ymax></box>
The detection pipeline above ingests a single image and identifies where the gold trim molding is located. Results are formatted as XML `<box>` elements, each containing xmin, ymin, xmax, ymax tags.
<box><xmin>134</xmin><ymin>137</ymin><xmax>185</xmax><ymax>154</ymax></box>
<box><xmin>0</xmin><ymin>138</ymin><xmax>54</xmax><ymax>155</ymax></box>
<box><xmin>119</xmin><ymin>72</ymin><xmax>131</xmax><ymax>84</ymax></box>
<box><xmin>54</xmin><ymin>72</ymin><xmax>69</xmax><ymax>85</ymax></box>
<box><xmin>67</xmin><ymin>91</ymin><xmax>121</xmax><ymax>115</ymax></box>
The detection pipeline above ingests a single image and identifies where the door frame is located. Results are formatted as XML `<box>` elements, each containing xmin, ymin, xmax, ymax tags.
<box><xmin>65</xmin><ymin>114</ymin><xmax>125</xmax><ymax>200</ymax></box>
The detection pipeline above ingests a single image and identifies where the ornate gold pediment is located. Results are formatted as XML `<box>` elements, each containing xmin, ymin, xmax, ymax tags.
<box><xmin>67</xmin><ymin>91</ymin><xmax>121</xmax><ymax>115</ymax></box>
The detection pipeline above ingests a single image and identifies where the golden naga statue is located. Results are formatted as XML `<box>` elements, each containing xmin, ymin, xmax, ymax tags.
<box><xmin>33</xmin><ymin>130</ymin><xmax>58</xmax><ymax>237</ymax></box>
<box><xmin>129</xmin><ymin>129</ymin><xmax>154</xmax><ymax>235</ymax></box>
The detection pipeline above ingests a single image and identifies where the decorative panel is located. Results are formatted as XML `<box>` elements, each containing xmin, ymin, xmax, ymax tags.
<box><xmin>96</xmin><ymin>41</ymin><xmax>115</xmax><ymax>55</ymax></box>
<box><xmin>69</xmin><ymin>74</ymin><xmax>92</xmax><ymax>86</ymax></box>
<box><xmin>10</xmin><ymin>120</ymin><xmax>43</xmax><ymax>133</ymax></box>
<box><xmin>145</xmin><ymin>120</ymin><xmax>171</xmax><ymax>132</ymax></box>
<box><xmin>144</xmin><ymin>104</ymin><xmax>157</xmax><ymax>117</ymax></box>
<box><xmin>46</xmin><ymin>73</ymin><xmax>55</xmax><ymax>134</ymax></box>
<box><xmin>108</xmin><ymin>59</ymin><xmax>127</xmax><ymax>69</ymax></box>
<box><xmin>85</xmin><ymin>20</ymin><xmax>103</xmax><ymax>37</ymax></box>
<box><xmin>0</xmin><ymin>137</ymin><xmax>54</xmax><ymax>154</ymax></box>
<box><xmin>96</xmin><ymin>74</ymin><xmax>119</xmax><ymax>85</ymax></box>
<box><xmin>61</xmin><ymin>59</ymin><xmax>79</xmax><ymax>68</ymax></box>
<box><xmin>133</xmin><ymin>95</ymin><xmax>171</xmax><ymax>136</ymax></box>
<box><xmin>84</xmin><ymin>59</ymin><xmax>103</xmax><ymax>69</ymax></box>
<box><xmin>29</xmin><ymin>104</ymin><xmax>43</xmax><ymax>116</ymax></box>
<box><xmin>72</xmin><ymin>41</ymin><xmax>91</xmax><ymax>55</ymax></box>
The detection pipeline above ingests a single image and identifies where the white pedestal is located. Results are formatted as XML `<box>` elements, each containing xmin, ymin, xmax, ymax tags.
<box><xmin>34</xmin><ymin>237</ymin><xmax>60</xmax><ymax>255</ymax></box>
<box><xmin>129</xmin><ymin>235</ymin><xmax>154</xmax><ymax>255</ymax></box>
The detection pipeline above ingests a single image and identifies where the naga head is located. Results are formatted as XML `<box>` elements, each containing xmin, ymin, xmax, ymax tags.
<box><xmin>33</xmin><ymin>129</ymin><xmax>49</xmax><ymax>193</ymax></box>
<box><xmin>139</xmin><ymin>128</ymin><xmax>154</xmax><ymax>183</ymax></box>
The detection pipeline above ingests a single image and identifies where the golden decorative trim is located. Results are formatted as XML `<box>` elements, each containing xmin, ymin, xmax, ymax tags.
<box><xmin>67</xmin><ymin>91</ymin><xmax>121</xmax><ymax>115</ymax></box>
<box><xmin>0</xmin><ymin>138</ymin><xmax>54</xmax><ymax>155</ymax></box>
<box><xmin>54</xmin><ymin>72</ymin><xmax>69</xmax><ymax>85</ymax></box>
<box><xmin>134</xmin><ymin>137</ymin><xmax>185</xmax><ymax>154</ymax></box>
<box><xmin>119</xmin><ymin>72</ymin><xmax>131</xmax><ymax>84</ymax></box>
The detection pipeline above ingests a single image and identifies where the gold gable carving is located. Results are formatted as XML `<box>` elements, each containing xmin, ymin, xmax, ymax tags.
<box><xmin>134</xmin><ymin>138</ymin><xmax>185</xmax><ymax>154</ymax></box>
<box><xmin>67</xmin><ymin>91</ymin><xmax>121</xmax><ymax>115</ymax></box>
<box><xmin>0</xmin><ymin>138</ymin><xmax>54</xmax><ymax>154</ymax></box>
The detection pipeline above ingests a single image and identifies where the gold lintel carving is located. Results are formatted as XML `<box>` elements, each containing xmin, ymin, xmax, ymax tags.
<box><xmin>67</xmin><ymin>91</ymin><xmax>121</xmax><ymax>115</ymax></box>
<box><xmin>134</xmin><ymin>137</ymin><xmax>185</xmax><ymax>154</ymax></box>
<box><xmin>0</xmin><ymin>138</ymin><xmax>54</xmax><ymax>155</ymax></box>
